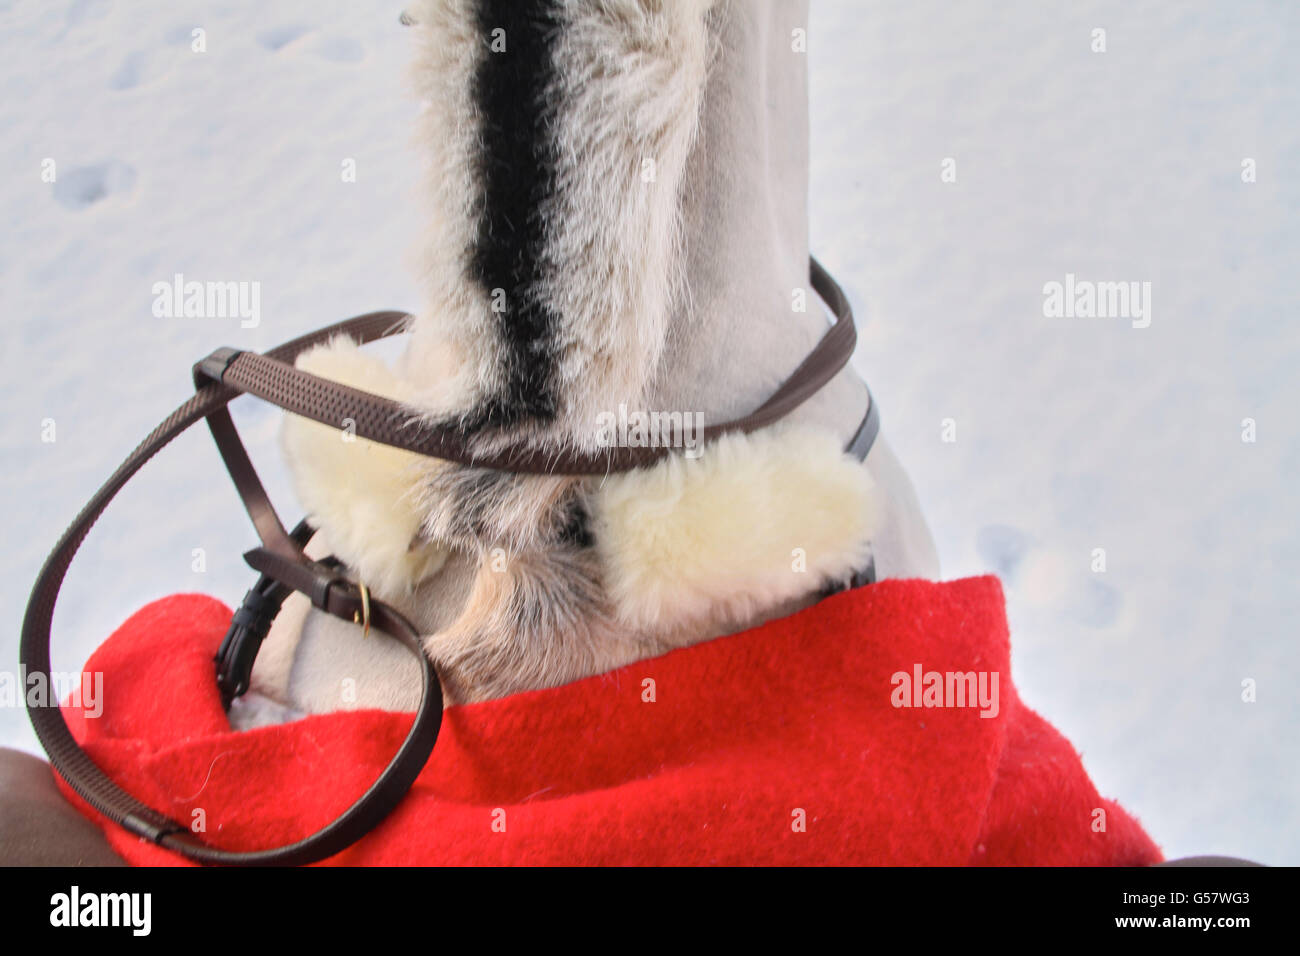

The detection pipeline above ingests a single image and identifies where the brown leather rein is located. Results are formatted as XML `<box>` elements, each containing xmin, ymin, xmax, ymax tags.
<box><xmin>21</xmin><ymin>256</ymin><xmax>879</xmax><ymax>865</ymax></box>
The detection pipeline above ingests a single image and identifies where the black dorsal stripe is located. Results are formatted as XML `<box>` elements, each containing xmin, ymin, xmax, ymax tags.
<box><xmin>467</xmin><ymin>0</ymin><xmax>565</xmax><ymax>430</ymax></box>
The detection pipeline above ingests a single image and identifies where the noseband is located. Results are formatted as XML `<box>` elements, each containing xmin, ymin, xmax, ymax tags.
<box><xmin>21</xmin><ymin>257</ymin><xmax>879</xmax><ymax>865</ymax></box>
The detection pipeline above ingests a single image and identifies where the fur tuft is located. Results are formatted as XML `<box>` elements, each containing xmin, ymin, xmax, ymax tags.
<box><xmin>401</xmin><ymin>0</ymin><xmax>720</xmax><ymax>438</ymax></box>
<box><xmin>423</xmin><ymin>545</ymin><xmax>632</xmax><ymax>702</ymax></box>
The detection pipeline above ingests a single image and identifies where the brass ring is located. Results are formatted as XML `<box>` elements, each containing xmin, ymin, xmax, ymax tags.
<box><xmin>352</xmin><ymin>581</ymin><xmax>371</xmax><ymax>638</ymax></box>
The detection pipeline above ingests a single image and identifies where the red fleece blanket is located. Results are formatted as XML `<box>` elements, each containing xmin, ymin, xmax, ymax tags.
<box><xmin>56</xmin><ymin>575</ymin><xmax>1161</xmax><ymax>865</ymax></box>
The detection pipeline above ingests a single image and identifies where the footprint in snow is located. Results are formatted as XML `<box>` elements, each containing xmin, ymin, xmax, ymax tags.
<box><xmin>108</xmin><ymin>49</ymin><xmax>170</xmax><ymax>91</ymax></box>
<box><xmin>257</xmin><ymin>24</ymin><xmax>312</xmax><ymax>51</ymax></box>
<box><xmin>52</xmin><ymin>162</ymin><xmax>137</xmax><ymax>210</ymax></box>
<box><xmin>975</xmin><ymin>524</ymin><xmax>1033</xmax><ymax>579</ymax></box>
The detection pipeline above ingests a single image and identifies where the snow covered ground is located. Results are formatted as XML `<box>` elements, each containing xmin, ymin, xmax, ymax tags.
<box><xmin>2</xmin><ymin>0</ymin><xmax>1296</xmax><ymax>864</ymax></box>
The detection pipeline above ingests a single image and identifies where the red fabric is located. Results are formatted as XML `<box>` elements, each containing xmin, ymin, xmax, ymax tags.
<box><xmin>55</xmin><ymin>576</ymin><xmax>1162</xmax><ymax>866</ymax></box>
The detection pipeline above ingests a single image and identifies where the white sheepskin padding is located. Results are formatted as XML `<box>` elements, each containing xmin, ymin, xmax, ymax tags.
<box><xmin>591</xmin><ymin>426</ymin><xmax>883</xmax><ymax>634</ymax></box>
<box><xmin>281</xmin><ymin>336</ymin><xmax>449</xmax><ymax>598</ymax></box>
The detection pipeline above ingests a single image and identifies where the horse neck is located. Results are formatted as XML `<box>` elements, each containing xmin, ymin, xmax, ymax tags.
<box><xmin>651</xmin><ymin>0</ymin><xmax>867</xmax><ymax>442</ymax></box>
<box><xmin>392</xmin><ymin>0</ymin><xmax>868</xmax><ymax>701</ymax></box>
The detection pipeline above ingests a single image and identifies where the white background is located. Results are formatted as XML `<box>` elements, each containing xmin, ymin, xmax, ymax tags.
<box><xmin>1</xmin><ymin>1</ymin><xmax>1295</xmax><ymax>864</ymax></box>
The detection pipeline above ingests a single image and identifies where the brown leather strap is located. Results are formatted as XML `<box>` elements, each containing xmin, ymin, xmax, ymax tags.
<box><xmin>21</xmin><ymin>330</ymin><xmax>443</xmax><ymax>867</ymax></box>
<box><xmin>195</xmin><ymin>258</ymin><xmax>860</xmax><ymax>475</ymax></box>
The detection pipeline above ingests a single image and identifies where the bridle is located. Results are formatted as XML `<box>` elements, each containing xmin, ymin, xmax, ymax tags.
<box><xmin>21</xmin><ymin>256</ymin><xmax>880</xmax><ymax>865</ymax></box>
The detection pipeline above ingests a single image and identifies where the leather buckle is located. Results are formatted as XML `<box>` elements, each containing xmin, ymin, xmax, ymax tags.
<box><xmin>214</xmin><ymin>581</ymin><xmax>283</xmax><ymax>707</ymax></box>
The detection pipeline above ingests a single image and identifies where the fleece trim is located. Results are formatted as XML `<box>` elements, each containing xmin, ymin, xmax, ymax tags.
<box><xmin>280</xmin><ymin>336</ymin><xmax>449</xmax><ymax>597</ymax></box>
<box><xmin>591</xmin><ymin>424</ymin><xmax>882</xmax><ymax>632</ymax></box>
